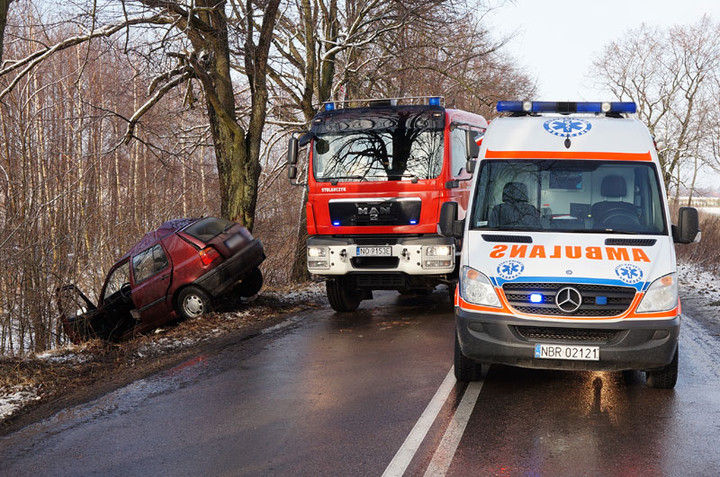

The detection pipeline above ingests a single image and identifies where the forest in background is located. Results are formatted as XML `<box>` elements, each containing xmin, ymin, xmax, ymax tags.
<box><xmin>0</xmin><ymin>0</ymin><xmax>535</xmax><ymax>355</ymax></box>
<box><xmin>1</xmin><ymin>1</ymin><xmax>720</xmax><ymax>355</ymax></box>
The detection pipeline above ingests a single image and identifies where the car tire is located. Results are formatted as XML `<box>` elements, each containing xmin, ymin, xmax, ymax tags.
<box><xmin>177</xmin><ymin>286</ymin><xmax>212</xmax><ymax>320</ymax></box>
<box><xmin>326</xmin><ymin>278</ymin><xmax>361</xmax><ymax>312</ymax></box>
<box><xmin>646</xmin><ymin>346</ymin><xmax>678</xmax><ymax>389</ymax></box>
<box><xmin>238</xmin><ymin>267</ymin><xmax>263</xmax><ymax>297</ymax></box>
<box><xmin>454</xmin><ymin>333</ymin><xmax>483</xmax><ymax>382</ymax></box>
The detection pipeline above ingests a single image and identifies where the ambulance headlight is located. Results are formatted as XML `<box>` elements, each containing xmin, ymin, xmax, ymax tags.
<box><xmin>460</xmin><ymin>266</ymin><xmax>501</xmax><ymax>307</ymax></box>
<box><xmin>636</xmin><ymin>273</ymin><xmax>677</xmax><ymax>313</ymax></box>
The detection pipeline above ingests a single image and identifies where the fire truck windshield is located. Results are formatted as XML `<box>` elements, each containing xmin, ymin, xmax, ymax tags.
<box><xmin>312</xmin><ymin>108</ymin><xmax>444</xmax><ymax>182</ymax></box>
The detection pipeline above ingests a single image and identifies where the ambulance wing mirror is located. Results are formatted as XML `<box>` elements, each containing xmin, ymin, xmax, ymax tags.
<box><xmin>439</xmin><ymin>202</ymin><xmax>464</xmax><ymax>238</ymax></box>
<box><xmin>674</xmin><ymin>207</ymin><xmax>700</xmax><ymax>244</ymax></box>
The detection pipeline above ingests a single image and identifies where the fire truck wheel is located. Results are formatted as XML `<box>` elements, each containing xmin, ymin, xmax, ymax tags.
<box><xmin>454</xmin><ymin>333</ymin><xmax>483</xmax><ymax>382</ymax></box>
<box><xmin>326</xmin><ymin>278</ymin><xmax>361</xmax><ymax>312</ymax></box>
<box><xmin>645</xmin><ymin>346</ymin><xmax>678</xmax><ymax>389</ymax></box>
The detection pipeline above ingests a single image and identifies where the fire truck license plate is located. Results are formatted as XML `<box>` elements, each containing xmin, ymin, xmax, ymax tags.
<box><xmin>534</xmin><ymin>344</ymin><xmax>599</xmax><ymax>361</ymax></box>
<box><xmin>356</xmin><ymin>246</ymin><xmax>392</xmax><ymax>257</ymax></box>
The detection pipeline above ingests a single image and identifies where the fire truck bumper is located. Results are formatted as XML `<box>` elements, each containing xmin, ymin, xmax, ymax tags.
<box><xmin>306</xmin><ymin>235</ymin><xmax>456</xmax><ymax>276</ymax></box>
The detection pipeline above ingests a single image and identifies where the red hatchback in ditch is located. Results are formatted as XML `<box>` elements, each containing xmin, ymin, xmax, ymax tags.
<box><xmin>58</xmin><ymin>217</ymin><xmax>265</xmax><ymax>342</ymax></box>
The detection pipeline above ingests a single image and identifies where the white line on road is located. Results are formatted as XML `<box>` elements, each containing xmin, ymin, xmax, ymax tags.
<box><xmin>423</xmin><ymin>369</ymin><xmax>487</xmax><ymax>477</ymax></box>
<box><xmin>381</xmin><ymin>367</ymin><xmax>457</xmax><ymax>477</ymax></box>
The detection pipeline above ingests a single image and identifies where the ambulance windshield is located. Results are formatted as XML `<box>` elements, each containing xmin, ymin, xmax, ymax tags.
<box><xmin>470</xmin><ymin>160</ymin><xmax>667</xmax><ymax>234</ymax></box>
<box><xmin>311</xmin><ymin>108</ymin><xmax>444</xmax><ymax>182</ymax></box>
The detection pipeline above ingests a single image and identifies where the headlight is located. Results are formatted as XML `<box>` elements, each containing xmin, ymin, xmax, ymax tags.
<box><xmin>421</xmin><ymin>244</ymin><xmax>454</xmax><ymax>269</ymax></box>
<box><xmin>460</xmin><ymin>266</ymin><xmax>501</xmax><ymax>307</ymax></box>
<box><xmin>307</xmin><ymin>246</ymin><xmax>330</xmax><ymax>269</ymax></box>
<box><xmin>636</xmin><ymin>273</ymin><xmax>677</xmax><ymax>313</ymax></box>
<box><xmin>424</xmin><ymin>245</ymin><xmax>452</xmax><ymax>256</ymax></box>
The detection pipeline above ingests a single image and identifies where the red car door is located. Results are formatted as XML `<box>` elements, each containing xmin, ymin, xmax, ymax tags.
<box><xmin>130</xmin><ymin>241</ymin><xmax>174</xmax><ymax>326</ymax></box>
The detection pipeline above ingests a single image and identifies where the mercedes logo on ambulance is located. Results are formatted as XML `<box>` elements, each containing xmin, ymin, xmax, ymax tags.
<box><xmin>555</xmin><ymin>286</ymin><xmax>583</xmax><ymax>313</ymax></box>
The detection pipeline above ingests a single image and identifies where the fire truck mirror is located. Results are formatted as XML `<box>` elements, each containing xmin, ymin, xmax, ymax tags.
<box><xmin>316</xmin><ymin>138</ymin><xmax>329</xmax><ymax>154</ymax></box>
<box><xmin>288</xmin><ymin>165</ymin><xmax>298</xmax><ymax>180</ymax></box>
<box><xmin>287</xmin><ymin>137</ymin><xmax>299</xmax><ymax>165</ymax></box>
<box><xmin>466</xmin><ymin>159</ymin><xmax>476</xmax><ymax>174</ymax></box>
<box><xmin>465</xmin><ymin>130</ymin><xmax>480</xmax><ymax>161</ymax></box>
<box><xmin>439</xmin><ymin>202</ymin><xmax>461</xmax><ymax>238</ymax></box>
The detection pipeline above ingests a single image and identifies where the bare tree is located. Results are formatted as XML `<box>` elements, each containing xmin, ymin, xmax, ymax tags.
<box><xmin>0</xmin><ymin>0</ymin><xmax>281</xmax><ymax>230</ymax></box>
<box><xmin>593</xmin><ymin>17</ymin><xmax>720</xmax><ymax>199</ymax></box>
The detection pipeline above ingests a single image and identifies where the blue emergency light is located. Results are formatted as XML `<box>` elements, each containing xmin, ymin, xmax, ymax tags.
<box><xmin>530</xmin><ymin>293</ymin><xmax>543</xmax><ymax>303</ymax></box>
<box><xmin>497</xmin><ymin>101</ymin><xmax>637</xmax><ymax>114</ymax></box>
<box><xmin>324</xmin><ymin>102</ymin><xmax>335</xmax><ymax>112</ymax></box>
<box><xmin>428</xmin><ymin>97</ymin><xmax>442</xmax><ymax>106</ymax></box>
<box><xmin>332</xmin><ymin>221</ymin><xmax>341</xmax><ymax>226</ymax></box>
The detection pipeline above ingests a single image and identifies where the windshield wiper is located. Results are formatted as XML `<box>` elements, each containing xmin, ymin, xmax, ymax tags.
<box><xmin>319</xmin><ymin>175</ymin><xmax>365</xmax><ymax>185</ymax></box>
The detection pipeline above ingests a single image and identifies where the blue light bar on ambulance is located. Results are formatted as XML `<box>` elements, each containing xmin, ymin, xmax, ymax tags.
<box><xmin>324</xmin><ymin>102</ymin><xmax>335</xmax><ymax>112</ymax></box>
<box><xmin>428</xmin><ymin>97</ymin><xmax>442</xmax><ymax>106</ymax></box>
<box><xmin>497</xmin><ymin>101</ymin><xmax>637</xmax><ymax>114</ymax></box>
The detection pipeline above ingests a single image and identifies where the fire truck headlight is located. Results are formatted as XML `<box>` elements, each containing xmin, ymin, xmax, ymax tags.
<box><xmin>421</xmin><ymin>245</ymin><xmax>453</xmax><ymax>269</ymax></box>
<box><xmin>307</xmin><ymin>246</ymin><xmax>330</xmax><ymax>269</ymax></box>
<box><xmin>461</xmin><ymin>266</ymin><xmax>501</xmax><ymax>307</ymax></box>
<box><xmin>636</xmin><ymin>273</ymin><xmax>677</xmax><ymax>313</ymax></box>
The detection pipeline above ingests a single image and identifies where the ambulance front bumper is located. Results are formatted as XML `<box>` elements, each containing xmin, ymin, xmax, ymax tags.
<box><xmin>456</xmin><ymin>308</ymin><xmax>680</xmax><ymax>371</ymax></box>
<box><xmin>306</xmin><ymin>235</ymin><xmax>455</xmax><ymax>276</ymax></box>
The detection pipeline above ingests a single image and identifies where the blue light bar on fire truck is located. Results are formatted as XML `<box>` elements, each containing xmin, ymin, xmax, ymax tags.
<box><xmin>497</xmin><ymin>101</ymin><xmax>637</xmax><ymax>114</ymax></box>
<box><xmin>321</xmin><ymin>96</ymin><xmax>444</xmax><ymax>112</ymax></box>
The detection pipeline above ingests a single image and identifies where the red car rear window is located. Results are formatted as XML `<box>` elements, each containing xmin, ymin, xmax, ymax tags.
<box><xmin>184</xmin><ymin>217</ymin><xmax>234</xmax><ymax>243</ymax></box>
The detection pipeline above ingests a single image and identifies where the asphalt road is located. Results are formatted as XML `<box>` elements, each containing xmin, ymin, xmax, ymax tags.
<box><xmin>1</xmin><ymin>289</ymin><xmax>719</xmax><ymax>476</ymax></box>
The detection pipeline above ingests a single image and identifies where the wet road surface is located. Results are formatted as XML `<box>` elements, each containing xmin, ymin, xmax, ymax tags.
<box><xmin>1</xmin><ymin>289</ymin><xmax>719</xmax><ymax>476</ymax></box>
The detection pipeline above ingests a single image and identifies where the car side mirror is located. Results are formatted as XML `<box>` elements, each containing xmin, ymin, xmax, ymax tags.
<box><xmin>439</xmin><ymin>202</ymin><xmax>464</xmax><ymax>238</ymax></box>
<box><xmin>674</xmin><ymin>207</ymin><xmax>700</xmax><ymax>244</ymax></box>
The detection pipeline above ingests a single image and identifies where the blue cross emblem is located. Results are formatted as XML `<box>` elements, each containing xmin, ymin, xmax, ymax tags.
<box><xmin>497</xmin><ymin>260</ymin><xmax>524</xmax><ymax>280</ymax></box>
<box><xmin>615</xmin><ymin>264</ymin><xmax>643</xmax><ymax>284</ymax></box>
<box><xmin>543</xmin><ymin>118</ymin><xmax>592</xmax><ymax>137</ymax></box>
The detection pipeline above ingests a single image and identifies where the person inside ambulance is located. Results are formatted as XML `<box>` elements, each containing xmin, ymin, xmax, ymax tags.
<box><xmin>590</xmin><ymin>174</ymin><xmax>640</xmax><ymax>229</ymax></box>
<box><xmin>488</xmin><ymin>181</ymin><xmax>541</xmax><ymax>228</ymax></box>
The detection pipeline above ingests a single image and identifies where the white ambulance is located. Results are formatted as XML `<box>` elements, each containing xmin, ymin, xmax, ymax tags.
<box><xmin>439</xmin><ymin>101</ymin><xmax>700</xmax><ymax>389</ymax></box>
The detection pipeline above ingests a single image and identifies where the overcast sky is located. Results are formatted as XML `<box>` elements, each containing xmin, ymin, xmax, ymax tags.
<box><xmin>486</xmin><ymin>0</ymin><xmax>720</xmax><ymax>100</ymax></box>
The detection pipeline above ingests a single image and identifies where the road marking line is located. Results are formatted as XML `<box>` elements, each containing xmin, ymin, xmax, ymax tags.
<box><xmin>423</xmin><ymin>369</ymin><xmax>487</xmax><ymax>477</ymax></box>
<box><xmin>382</xmin><ymin>367</ymin><xmax>457</xmax><ymax>477</ymax></box>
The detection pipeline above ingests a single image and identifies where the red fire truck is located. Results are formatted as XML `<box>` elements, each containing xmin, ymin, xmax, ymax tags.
<box><xmin>287</xmin><ymin>97</ymin><xmax>487</xmax><ymax>312</ymax></box>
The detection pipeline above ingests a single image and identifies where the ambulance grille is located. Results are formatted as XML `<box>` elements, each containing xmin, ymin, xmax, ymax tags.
<box><xmin>514</xmin><ymin>326</ymin><xmax>619</xmax><ymax>342</ymax></box>
<box><xmin>502</xmin><ymin>283</ymin><xmax>636</xmax><ymax>317</ymax></box>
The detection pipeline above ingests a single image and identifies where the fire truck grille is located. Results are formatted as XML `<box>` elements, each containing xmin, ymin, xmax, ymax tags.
<box><xmin>350</xmin><ymin>257</ymin><xmax>400</xmax><ymax>269</ymax></box>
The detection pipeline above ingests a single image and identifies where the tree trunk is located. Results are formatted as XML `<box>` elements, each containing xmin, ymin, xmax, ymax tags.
<box><xmin>0</xmin><ymin>0</ymin><xmax>11</xmax><ymax>60</ymax></box>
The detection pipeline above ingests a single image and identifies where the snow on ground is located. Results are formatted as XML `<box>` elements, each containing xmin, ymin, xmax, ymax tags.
<box><xmin>697</xmin><ymin>207</ymin><xmax>720</xmax><ymax>216</ymax></box>
<box><xmin>0</xmin><ymin>386</ymin><xmax>42</xmax><ymax>421</ymax></box>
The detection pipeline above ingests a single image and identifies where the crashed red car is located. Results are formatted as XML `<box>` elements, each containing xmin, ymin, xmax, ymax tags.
<box><xmin>58</xmin><ymin>217</ymin><xmax>265</xmax><ymax>342</ymax></box>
